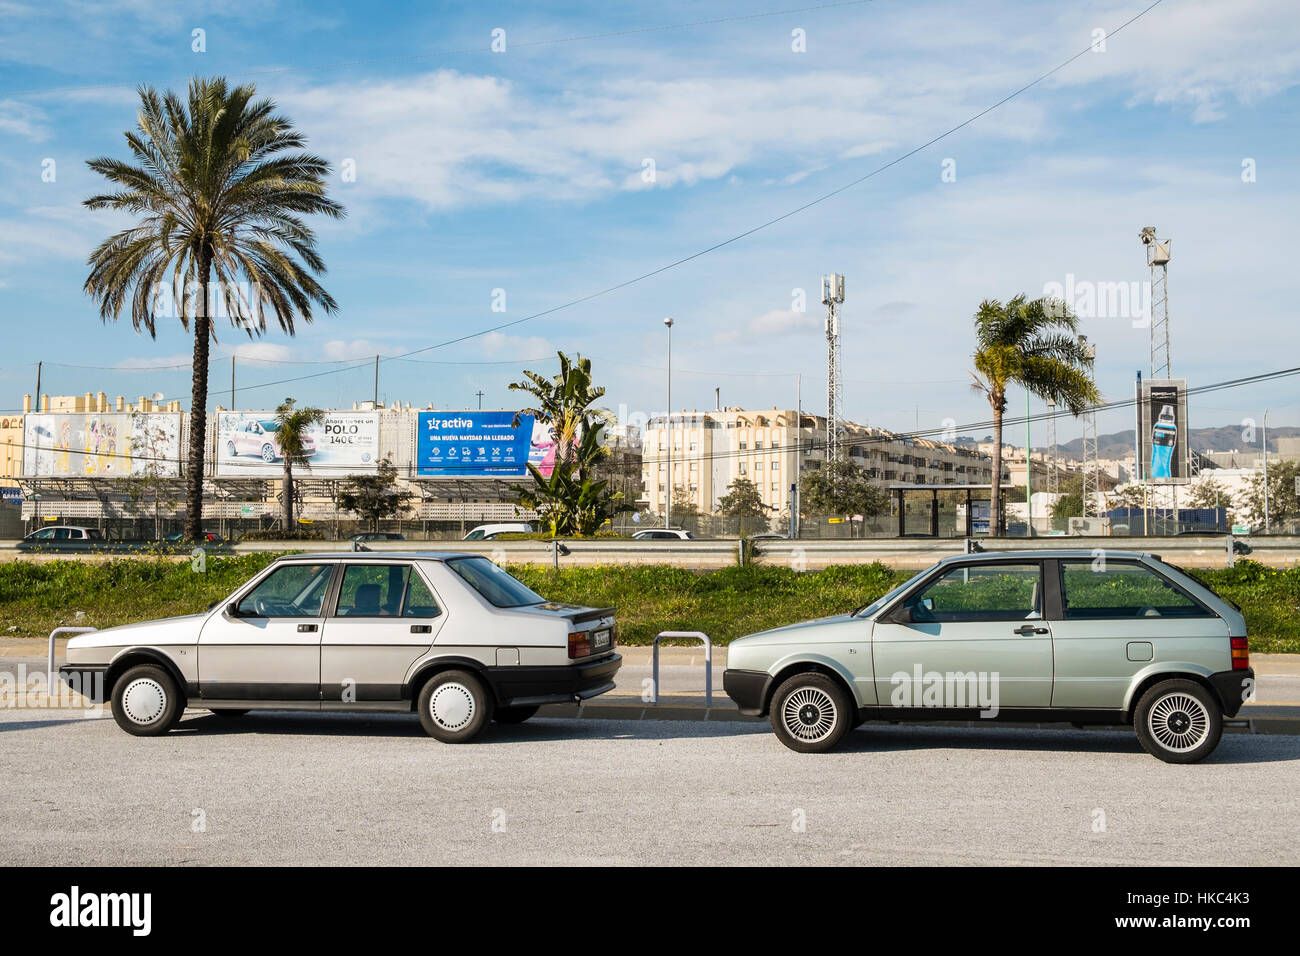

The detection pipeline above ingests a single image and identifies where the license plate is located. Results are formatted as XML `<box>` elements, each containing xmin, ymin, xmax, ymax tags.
<box><xmin>591</xmin><ymin>628</ymin><xmax>612</xmax><ymax>650</ymax></box>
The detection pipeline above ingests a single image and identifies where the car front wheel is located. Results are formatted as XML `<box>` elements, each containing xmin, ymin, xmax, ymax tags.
<box><xmin>1134</xmin><ymin>679</ymin><xmax>1223</xmax><ymax>763</ymax></box>
<box><xmin>769</xmin><ymin>672</ymin><xmax>854</xmax><ymax>753</ymax></box>
<box><xmin>111</xmin><ymin>664</ymin><xmax>184</xmax><ymax>736</ymax></box>
<box><xmin>418</xmin><ymin>670</ymin><xmax>493</xmax><ymax>742</ymax></box>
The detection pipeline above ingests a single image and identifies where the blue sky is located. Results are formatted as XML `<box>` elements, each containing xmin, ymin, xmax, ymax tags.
<box><xmin>1</xmin><ymin>0</ymin><xmax>1298</xmax><ymax>449</ymax></box>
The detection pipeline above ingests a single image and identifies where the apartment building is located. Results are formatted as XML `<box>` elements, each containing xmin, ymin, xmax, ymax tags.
<box><xmin>642</xmin><ymin>407</ymin><xmax>995</xmax><ymax>516</ymax></box>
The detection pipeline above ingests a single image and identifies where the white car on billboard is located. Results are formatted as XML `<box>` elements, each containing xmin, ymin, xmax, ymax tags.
<box><xmin>224</xmin><ymin>417</ymin><xmax>316</xmax><ymax>464</ymax></box>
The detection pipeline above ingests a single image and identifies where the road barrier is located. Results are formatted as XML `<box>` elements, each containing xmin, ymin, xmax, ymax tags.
<box><xmin>651</xmin><ymin>631</ymin><xmax>712</xmax><ymax>706</ymax></box>
<box><xmin>48</xmin><ymin>626</ymin><xmax>97</xmax><ymax>684</ymax></box>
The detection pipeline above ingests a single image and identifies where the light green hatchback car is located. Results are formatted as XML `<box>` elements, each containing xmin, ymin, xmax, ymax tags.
<box><xmin>724</xmin><ymin>550</ymin><xmax>1253</xmax><ymax>762</ymax></box>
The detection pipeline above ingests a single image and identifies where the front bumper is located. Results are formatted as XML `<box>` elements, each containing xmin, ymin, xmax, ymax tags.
<box><xmin>723</xmin><ymin>668</ymin><xmax>772</xmax><ymax>717</ymax></box>
<box><xmin>484</xmin><ymin>653</ymin><xmax>622</xmax><ymax>707</ymax></box>
<box><xmin>1208</xmin><ymin>667</ymin><xmax>1255</xmax><ymax>718</ymax></box>
<box><xmin>57</xmin><ymin>664</ymin><xmax>109</xmax><ymax>703</ymax></box>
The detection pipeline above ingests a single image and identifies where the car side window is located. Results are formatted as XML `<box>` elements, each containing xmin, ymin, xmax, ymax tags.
<box><xmin>238</xmin><ymin>563</ymin><xmax>333</xmax><ymax>617</ymax></box>
<box><xmin>1059</xmin><ymin>561</ymin><xmax>1211</xmax><ymax>619</ymax></box>
<box><xmin>335</xmin><ymin>564</ymin><xmax>410</xmax><ymax>617</ymax></box>
<box><xmin>907</xmin><ymin>563</ymin><xmax>1043</xmax><ymax>622</ymax></box>
<box><xmin>402</xmin><ymin>572</ymin><xmax>442</xmax><ymax>619</ymax></box>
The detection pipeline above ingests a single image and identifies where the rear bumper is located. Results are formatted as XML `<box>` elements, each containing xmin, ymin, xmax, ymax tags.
<box><xmin>723</xmin><ymin>668</ymin><xmax>772</xmax><ymax>717</ymax></box>
<box><xmin>1208</xmin><ymin>667</ymin><xmax>1254</xmax><ymax>718</ymax></box>
<box><xmin>484</xmin><ymin>653</ymin><xmax>622</xmax><ymax>707</ymax></box>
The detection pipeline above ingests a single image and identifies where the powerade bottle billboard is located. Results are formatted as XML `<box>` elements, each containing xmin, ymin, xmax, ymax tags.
<box><xmin>1149</xmin><ymin>404</ymin><xmax>1177</xmax><ymax>479</ymax></box>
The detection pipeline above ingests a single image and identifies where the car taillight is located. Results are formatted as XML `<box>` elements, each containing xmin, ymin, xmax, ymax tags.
<box><xmin>568</xmin><ymin>631</ymin><xmax>592</xmax><ymax>659</ymax></box>
<box><xmin>1231</xmin><ymin>636</ymin><xmax>1250</xmax><ymax>670</ymax></box>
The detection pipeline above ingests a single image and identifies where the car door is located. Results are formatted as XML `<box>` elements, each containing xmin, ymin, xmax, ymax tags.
<box><xmin>871</xmin><ymin>561</ymin><xmax>1053</xmax><ymax>709</ymax></box>
<box><xmin>1050</xmin><ymin>558</ymin><xmax>1229</xmax><ymax>708</ymax></box>
<box><xmin>197</xmin><ymin>561</ymin><xmax>335</xmax><ymax>704</ymax></box>
<box><xmin>319</xmin><ymin>562</ymin><xmax>446</xmax><ymax>706</ymax></box>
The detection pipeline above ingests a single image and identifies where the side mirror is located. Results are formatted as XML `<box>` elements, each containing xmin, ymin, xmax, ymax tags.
<box><xmin>226</xmin><ymin>602</ymin><xmax>243</xmax><ymax>618</ymax></box>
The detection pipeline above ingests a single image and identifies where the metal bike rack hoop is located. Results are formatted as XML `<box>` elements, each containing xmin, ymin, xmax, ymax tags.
<box><xmin>651</xmin><ymin>630</ymin><xmax>712</xmax><ymax>706</ymax></box>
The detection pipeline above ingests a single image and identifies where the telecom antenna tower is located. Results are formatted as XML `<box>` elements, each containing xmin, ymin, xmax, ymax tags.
<box><xmin>1140</xmin><ymin>227</ymin><xmax>1172</xmax><ymax>379</ymax></box>
<box><xmin>1079</xmin><ymin>336</ymin><xmax>1101</xmax><ymax>518</ymax></box>
<box><xmin>822</xmin><ymin>274</ymin><xmax>846</xmax><ymax>464</ymax></box>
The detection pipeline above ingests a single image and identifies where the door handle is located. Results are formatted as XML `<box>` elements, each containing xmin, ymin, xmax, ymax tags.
<box><xmin>298</xmin><ymin>623</ymin><xmax>318</xmax><ymax>633</ymax></box>
<box><xmin>1014</xmin><ymin>624</ymin><xmax>1048</xmax><ymax>635</ymax></box>
<box><xmin>410</xmin><ymin>624</ymin><xmax>432</xmax><ymax>634</ymax></box>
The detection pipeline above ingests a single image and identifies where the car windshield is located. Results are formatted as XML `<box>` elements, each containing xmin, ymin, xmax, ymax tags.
<box><xmin>447</xmin><ymin>556</ymin><xmax>545</xmax><ymax>608</ymax></box>
<box><xmin>853</xmin><ymin>568</ymin><xmax>930</xmax><ymax>618</ymax></box>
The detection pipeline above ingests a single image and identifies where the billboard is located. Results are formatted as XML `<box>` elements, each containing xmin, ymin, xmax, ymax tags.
<box><xmin>416</xmin><ymin>411</ymin><xmax>560</xmax><ymax>478</ymax></box>
<box><xmin>1137</xmin><ymin>379</ymin><xmax>1190</xmax><ymax>484</ymax></box>
<box><xmin>215</xmin><ymin>411</ymin><xmax>379</xmax><ymax>477</ymax></box>
<box><xmin>23</xmin><ymin>413</ymin><xmax>181</xmax><ymax>477</ymax></box>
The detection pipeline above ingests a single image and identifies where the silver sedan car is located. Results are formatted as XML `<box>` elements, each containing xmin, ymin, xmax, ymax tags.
<box><xmin>724</xmin><ymin>550</ymin><xmax>1253</xmax><ymax>762</ymax></box>
<box><xmin>59</xmin><ymin>552</ymin><xmax>620</xmax><ymax>742</ymax></box>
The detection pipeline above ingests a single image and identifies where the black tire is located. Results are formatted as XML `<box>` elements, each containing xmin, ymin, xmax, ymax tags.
<box><xmin>209</xmin><ymin>709</ymin><xmax>250</xmax><ymax>718</ymax></box>
<box><xmin>494</xmin><ymin>705</ymin><xmax>539</xmax><ymax>724</ymax></box>
<box><xmin>1134</xmin><ymin>679</ymin><xmax>1223</xmax><ymax>764</ymax></box>
<box><xmin>769</xmin><ymin>672</ymin><xmax>854</xmax><ymax>753</ymax></box>
<box><xmin>110</xmin><ymin>664</ymin><xmax>184</xmax><ymax>737</ymax></box>
<box><xmin>417</xmin><ymin>670</ymin><xmax>493</xmax><ymax>742</ymax></box>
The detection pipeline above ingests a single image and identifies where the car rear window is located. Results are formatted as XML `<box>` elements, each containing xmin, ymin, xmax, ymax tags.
<box><xmin>447</xmin><ymin>556</ymin><xmax>545</xmax><ymax>608</ymax></box>
<box><xmin>1059</xmin><ymin>560</ymin><xmax>1213</xmax><ymax>619</ymax></box>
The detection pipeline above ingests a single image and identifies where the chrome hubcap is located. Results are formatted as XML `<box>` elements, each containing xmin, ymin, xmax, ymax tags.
<box><xmin>1149</xmin><ymin>692</ymin><xmax>1210</xmax><ymax>752</ymax></box>
<box><xmin>429</xmin><ymin>682</ymin><xmax>475</xmax><ymax>731</ymax></box>
<box><xmin>782</xmin><ymin>687</ymin><xmax>837</xmax><ymax>741</ymax></box>
<box><xmin>122</xmin><ymin>678</ymin><xmax>167</xmax><ymax>725</ymax></box>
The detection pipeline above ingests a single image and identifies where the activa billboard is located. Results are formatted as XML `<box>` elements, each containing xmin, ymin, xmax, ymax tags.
<box><xmin>23</xmin><ymin>413</ymin><xmax>181</xmax><ymax>477</ymax></box>
<box><xmin>416</xmin><ymin>411</ymin><xmax>559</xmax><ymax>478</ymax></box>
<box><xmin>1137</xmin><ymin>379</ymin><xmax>1190</xmax><ymax>485</ymax></box>
<box><xmin>215</xmin><ymin>411</ymin><xmax>379</xmax><ymax>476</ymax></box>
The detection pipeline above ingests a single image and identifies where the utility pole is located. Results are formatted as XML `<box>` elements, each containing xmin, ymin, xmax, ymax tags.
<box><xmin>373</xmin><ymin>355</ymin><xmax>380</xmax><ymax>407</ymax></box>
<box><xmin>1263</xmin><ymin>409</ymin><xmax>1271</xmax><ymax>533</ymax></box>
<box><xmin>34</xmin><ymin>361</ymin><xmax>41</xmax><ymax>408</ymax></box>
<box><xmin>1079</xmin><ymin>335</ymin><xmax>1100</xmax><ymax>519</ymax></box>
<box><xmin>1025</xmin><ymin>389</ymin><xmax>1033</xmax><ymax>536</ymax></box>
<box><xmin>230</xmin><ymin>356</ymin><xmax>236</xmax><ymax>409</ymax></box>
<box><xmin>475</xmin><ymin>390</ymin><xmax>484</xmax><ymax>410</ymax></box>
<box><xmin>664</xmin><ymin>316</ymin><xmax>674</xmax><ymax>530</ymax></box>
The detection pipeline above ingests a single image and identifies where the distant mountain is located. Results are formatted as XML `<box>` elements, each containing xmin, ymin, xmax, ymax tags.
<box><xmin>1054</xmin><ymin>426</ymin><xmax>1300</xmax><ymax>459</ymax></box>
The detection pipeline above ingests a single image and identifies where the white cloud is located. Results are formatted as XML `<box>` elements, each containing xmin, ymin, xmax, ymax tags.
<box><xmin>229</xmin><ymin>342</ymin><xmax>294</xmax><ymax>364</ymax></box>
<box><xmin>320</xmin><ymin>338</ymin><xmax>405</xmax><ymax>361</ymax></box>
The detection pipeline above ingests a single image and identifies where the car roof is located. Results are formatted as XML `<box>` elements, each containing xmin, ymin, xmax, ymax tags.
<box><xmin>938</xmin><ymin>548</ymin><xmax>1158</xmax><ymax>564</ymax></box>
<box><xmin>275</xmin><ymin>551</ymin><xmax>480</xmax><ymax>563</ymax></box>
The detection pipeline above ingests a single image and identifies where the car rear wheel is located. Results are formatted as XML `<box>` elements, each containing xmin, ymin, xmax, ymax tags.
<box><xmin>1134</xmin><ymin>679</ymin><xmax>1223</xmax><ymax>763</ymax></box>
<box><xmin>769</xmin><ymin>672</ymin><xmax>854</xmax><ymax>753</ymax></box>
<box><xmin>111</xmin><ymin>664</ymin><xmax>184</xmax><ymax>736</ymax></box>
<box><xmin>260</xmin><ymin>443</ymin><xmax>275</xmax><ymax>462</ymax></box>
<box><xmin>494</xmin><ymin>705</ymin><xmax>539</xmax><ymax>724</ymax></box>
<box><xmin>418</xmin><ymin>670</ymin><xmax>493</xmax><ymax>742</ymax></box>
<box><xmin>226</xmin><ymin>440</ymin><xmax>236</xmax><ymax>456</ymax></box>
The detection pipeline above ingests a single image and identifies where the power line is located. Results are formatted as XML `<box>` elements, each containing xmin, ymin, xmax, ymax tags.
<box><xmin>122</xmin><ymin>0</ymin><xmax>1168</xmax><ymax>405</ymax></box>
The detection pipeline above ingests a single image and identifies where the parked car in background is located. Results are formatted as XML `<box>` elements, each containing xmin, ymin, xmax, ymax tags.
<box><xmin>20</xmin><ymin>526</ymin><xmax>105</xmax><ymax>548</ymax></box>
<box><xmin>225</xmin><ymin>418</ymin><xmax>316</xmax><ymax>464</ymax></box>
<box><xmin>631</xmin><ymin>528</ymin><xmax>695</xmax><ymax>540</ymax></box>
<box><xmin>725</xmin><ymin>550</ymin><xmax>1253</xmax><ymax>763</ymax></box>
<box><xmin>164</xmin><ymin>531</ymin><xmax>225</xmax><ymax>544</ymax></box>
<box><xmin>463</xmin><ymin>522</ymin><xmax>537</xmax><ymax>540</ymax></box>
<box><xmin>59</xmin><ymin>552</ymin><xmax>621</xmax><ymax>742</ymax></box>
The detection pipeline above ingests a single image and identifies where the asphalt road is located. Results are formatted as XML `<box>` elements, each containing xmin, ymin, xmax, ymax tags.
<box><xmin>2</xmin><ymin>708</ymin><xmax>1297</xmax><ymax>866</ymax></box>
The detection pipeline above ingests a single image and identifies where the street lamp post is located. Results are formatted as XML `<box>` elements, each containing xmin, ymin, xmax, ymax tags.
<box><xmin>1263</xmin><ymin>408</ymin><xmax>1271</xmax><ymax>534</ymax></box>
<box><xmin>664</xmin><ymin>316</ymin><xmax>673</xmax><ymax>530</ymax></box>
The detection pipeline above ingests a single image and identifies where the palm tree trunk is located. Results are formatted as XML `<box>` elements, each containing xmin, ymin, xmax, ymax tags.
<box><xmin>990</xmin><ymin>406</ymin><xmax>1004</xmax><ymax>536</ymax></box>
<box><xmin>283</xmin><ymin>461</ymin><xmax>293</xmax><ymax>531</ymax></box>
<box><xmin>184</xmin><ymin>247</ymin><xmax>212</xmax><ymax>542</ymax></box>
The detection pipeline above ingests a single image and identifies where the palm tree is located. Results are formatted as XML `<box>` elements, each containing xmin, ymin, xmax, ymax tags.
<box><xmin>83</xmin><ymin>77</ymin><xmax>344</xmax><ymax>541</ymax></box>
<box><xmin>273</xmin><ymin>398</ymin><xmax>325</xmax><ymax>531</ymax></box>
<box><xmin>509</xmin><ymin>352</ymin><xmax>606</xmax><ymax>477</ymax></box>
<box><xmin>969</xmin><ymin>295</ymin><xmax>1099</xmax><ymax>535</ymax></box>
